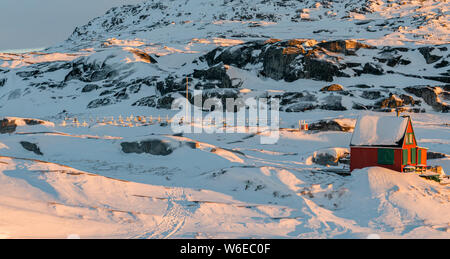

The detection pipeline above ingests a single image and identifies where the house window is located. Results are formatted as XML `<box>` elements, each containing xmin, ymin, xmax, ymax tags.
<box><xmin>378</xmin><ymin>149</ymin><xmax>394</xmax><ymax>165</ymax></box>
<box><xmin>402</xmin><ymin>149</ymin><xmax>409</xmax><ymax>165</ymax></box>
<box><xmin>405</xmin><ymin>133</ymin><xmax>414</xmax><ymax>145</ymax></box>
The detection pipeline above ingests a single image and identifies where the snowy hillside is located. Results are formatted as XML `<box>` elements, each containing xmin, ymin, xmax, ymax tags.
<box><xmin>0</xmin><ymin>112</ymin><xmax>449</xmax><ymax>238</ymax></box>
<box><xmin>0</xmin><ymin>0</ymin><xmax>449</xmax><ymax>238</ymax></box>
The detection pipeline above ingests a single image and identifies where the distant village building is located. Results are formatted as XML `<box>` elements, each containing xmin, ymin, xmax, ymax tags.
<box><xmin>350</xmin><ymin>115</ymin><xmax>427</xmax><ymax>172</ymax></box>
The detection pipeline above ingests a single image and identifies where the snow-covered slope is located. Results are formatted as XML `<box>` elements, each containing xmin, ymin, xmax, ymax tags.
<box><xmin>1</xmin><ymin>154</ymin><xmax>449</xmax><ymax>238</ymax></box>
<box><xmin>0</xmin><ymin>0</ymin><xmax>448</xmax><ymax>117</ymax></box>
<box><xmin>0</xmin><ymin>112</ymin><xmax>449</xmax><ymax>238</ymax></box>
<box><xmin>66</xmin><ymin>0</ymin><xmax>449</xmax><ymax>47</ymax></box>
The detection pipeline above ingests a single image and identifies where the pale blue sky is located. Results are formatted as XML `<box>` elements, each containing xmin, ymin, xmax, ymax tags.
<box><xmin>0</xmin><ymin>0</ymin><xmax>144</xmax><ymax>51</ymax></box>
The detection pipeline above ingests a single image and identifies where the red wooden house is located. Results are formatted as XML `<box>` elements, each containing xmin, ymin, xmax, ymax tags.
<box><xmin>350</xmin><ymin>115</ymin><xmax>427</xmax><ymax>172</ymax></box>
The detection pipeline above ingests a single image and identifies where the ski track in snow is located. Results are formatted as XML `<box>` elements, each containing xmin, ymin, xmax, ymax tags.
<box><xmin>135</xmin><ymin>188</ymin><xmax>189</xmax><ymax>239</ymax></box>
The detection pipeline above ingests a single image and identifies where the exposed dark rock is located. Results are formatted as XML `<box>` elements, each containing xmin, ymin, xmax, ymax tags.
<box><xmin>375</xmin><ymin>55</ymin><xmax>411</xmax><ymax>67</ymax></box>
<box><xmin>64</xmin><ymin>58</ymin><xmax>118</xmax><ymax>83</ymax></box>
<box><xmin>127</xmin><ymin>49</ymin><xmax>158</xmax><ymax>63</ymax></box>
<box><xmin>277</xmin><ymin>92</ymin><xmax>317</xmax><ymax>106</ymax></box>
<box><xmin>312</xmin><ymin>150</ymin><xmax>349</xmax><ymax>166</ymax></box>
<box><xmin>261</xmin><ymin>44</ymin><xmax>304</xmax><ymax>81</ymax></box>
<box><xmin>320</xmin><ymin>84</ymin><xmax>344</xmax><ymax>92</ymax></box>
<box><xmin>204</xmin><ymin>39</ymin><xmax>353</xmax><ymax>83</ymax></box>
<box><xmin>361</xmin><ymin>90</ymin><xmax>382</xmax><ymax>100</ymax></box>
<box><xmin>203</xmin><ymin>41</ymin><xmax>265</xmax><ymax>68</ymax></box>
<box><xmin>184</xmin><ymin>142</ymin><xmax>198</xmax><ymax>149</ymax></box>
<box><xmin>188</xmin><ymin>89</ymin><xmax>241</xmax><ymax>112</ymax></box>
<box><xmin>132</xmin><ymin>96</ymin><xmax>157</xmax><ymax>107</ymax></box>
<box><xmin>422</xmin><ymin>76</ymin><xmax>450</xmax><ymax>84</ymax></box>
<box><xmin>113</xmin><ymin>88</ymin><xmax>129</xmax><ymax>100</ymax></box>
<box><xmin>0</xmin><ymin>78</ymin><xmax>6</xmax><ymax>87</ymax></box>
<box><xmin>320</xmin><ymin>95</ymin><xmax>346</xmax><ymax>111</ymax></box>
<box><xmin>399</xmin><ymin>94</ymin><xmax>419</xmax><ymax>106</ymax></box>
<box><xmin>380</xmin><ymin>46</ymin><xmax>410</xmax><ymax>53</ymax></box>
<box><xmin>0</xmin><ymin>118</ymin><xmax>17</xmax><ymax>134</ymax></box>
<box><xmin>157</xmin><ymin>93</ymin><xmax>181</xmax><ymax>109</ymax></box>
<box><xmin>23</xmin><ymin>119</ymin><xmax>44</xmax><ymax>126</ymax></box>
<box><xmin>427</xmin><ymin>151</ymin><xmax>447</xmax><ymax>160</ymax></box>
<box><xmin>20</xmin><ymin>141</ymin><xmax>43</xmax><ymax>156</ymax></box>
<box><xmin>350</xmin><ymin>84</ymin><xmax>373</xmax><ymax>89</ymax></box>
<box><xmin>99</xmin><ymin>90</ymin><xmax>115</xmax><ymax>96</ymax></box>
<box><xmin>16</xmin><ymin>70</ymin><xmax>40</xmax><ymax>78</ymax></box>
<box><xmin>193</xmin><ymin>63</ymin><xmax>233</xmax><ymax>88</ymax></box>
<box><xmin>362</xmin><ymin>62</ymin><xmax>384</xmax><ymax>75</ymax></box>
<box><xmin>284</xmin><ymin>102</ymin><xmax>317</xmax><ymax>112</ymax></box>
<box><xmin>87</xmin><ymin>97</ymin><xmax>115</xmax><ymax>109</ymax></box>
<box><xmin>156</xmin><ymin>77</ymin><xmax>186</xmax><ymax>96</ymax></box>
<box><xmin>301</xmin><ymin>53</ymin><xmax>349</xmax><ymax>82</ymax></box>
<box><xmin>418</xmin><ymin>47</ymin><xmax>442</xmax><ymax>64</ymax></box>
<box><xmin>308</xmin><ymin>119</ymin><xmax>354</xmax><ymax>132</ymax></box>
<box><xmin>81</xmin><ymin>84</ymin><xmax>100</xmax><ymax>93</ymax></box>
<box><xmin>434</xmin><ymin>60</ymin><xmax>449</xmax><ymax>69</ymax></box>
<box><xmin>317</xmin><ymin>40</ymin><xmax>375</xmax><ymax>55</ymax></box>
<box><xmin>346</xmin><ymin>62</ymin><xmax>362</xmax><ymax>68</ymax></box>
<box><xmin>377</xmin><ymin>94</ymin><xmax>403</xmax><ymax>108</ymax></box>
<box><xmin>404</xmin><ymin>86</ymin><xmax>449</xmax><ymax>112</ymax></box>
<box><xmin>121</xmin><ymin>139</ymin><xmax>173</xmax><ymax>156</ymax></box>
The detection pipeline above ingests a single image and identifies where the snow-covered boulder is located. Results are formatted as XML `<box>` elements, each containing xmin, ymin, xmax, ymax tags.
<box><xmin>308</xmin><ymin>118</ymin><xmax>356</xmax><ymax>132</ymax></box>
<box><xmin>121</xmin><ymin>139</ymin><xmax>174</xmax><ymax>156</ymax></box>
<box><xmin>310</xmin><ymin>148</ymin><xmax>349</xmax><ymax>166</ymax></box>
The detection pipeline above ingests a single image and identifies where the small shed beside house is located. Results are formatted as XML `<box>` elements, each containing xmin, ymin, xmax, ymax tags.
<box><xmin>350</xmin><ymin>115</ymin><xmax>427</xmax><ymax>172</ymax></box>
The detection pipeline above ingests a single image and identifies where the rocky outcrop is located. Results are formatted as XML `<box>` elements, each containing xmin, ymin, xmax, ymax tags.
<box><xmin>193</xmin><ymin>63</ymin><xmax>233</xmax><ymax>89</ymax></box>
<box><xmin>132</xmin><ymin>96</ymin><xmax>157</xmax><ymax>107</ymax></box>
<box><xmin>427</xmin><ymin>151</ymin><xmax>447</xmax><ymax>160</ymax></box>
<box><xmin>261</xmin><ymin>44</ymin><xmax>304</xmax><ymax>81</ymax></box>
<box><xmin>276</xmin><ymin>92</ymin><xmax>317</xmax><ymax>112</ymax></box>
<box><xmin>20</xmin><ymin>141</ymin><xmax>43</xmax><ymax>156</ymax></box>
<box><xmin>22</xmin><ymin>119</ymin><xmax>45</xmax><ymax>126</ymax></box>
<box><xmin>204</xmin><ymin>39</ymin><xmax>356</xmax><ymax>83</ymax></box>
<box><xmin>157</xmin><ymin>93</ymin><xmax>181</xmax><ymax>109</ymax></box>
<box><xmin>127</xmin><ymin>49</ymin><xmax>158</xmax><ymax>63</ymax></box>
<box><xmin>81</xmin><ymin>84</ymin><xmax>100</xmax><ymax>93</ymax></box>
<box><xmin>320</xmin><ymin>95</ymin><xmax>346</xmax><ymax>111</ymax></box>
<box><xmin>285</xmin><ymin>102</ymin><xmax>318</xmax><ymax>112</ymax></box>
<box><xmin>301</xmin><ymin>53</ymin><xmax>349</xmax><ymax>82</ymax></box>
<box><xmin>361</xmin><ymin>90</ymin><xmax>383</xmax><ymax>100</ymax></box>
<box><xmin>362</xmin><ymin>62</ymin><xmax>384</xmax><ymax>75</ymax></box>
<box><xmin>0</xmin><ymin>118</ymin><xmax>17</xmax><ymax>134</ymax></box>
<box><xmin>202</xmin><ymin>40</ymin><xmax>266</xmax><ymax>68</ymax></box>
<box><xmin>418</xmin><ymin>47</ymin><xmax>442</xmax><ymax>64</ymax></box>
<box><xmin>404</xmin><ymin>86</ymin><xmax>449</xmax><ymax>112</ymax></box>
<box><xmin>308</xmin><ymin>119</ymin><xmax>355</xmax><ymax>132</ymax></box>
<box><xmin>87</xmin><ymin>97</ymin><xmax>116</xmax><ymax>109</ymax></box>
<box><xmin>320</xmin><ymin>84</ymin><xmax>344</xmax><ymax>92</ymax></box>
<box><xmin>121</xmin><ymin>139</ymin><xmax>173</xmax><ymax>156</ymax></box>
<box><xmin>0</xmin><ymin>78</ymin><xmax>6</xmax><ymax>87</ymax></box>
<box><xmin>317</xmin><ymin>40</ymin><xmax>375</xmax><ymax>55</ymax></box>
<box><xmin>312</xmin><ymin>148</ymin><xmax>350</xmax><ymax>166</ymax></box>
<box><xmin>377</xmin><ymin>94</ymin><xmax>403</xmax><ymax>109</ymax></box>
<box><xmin>64</xmin><ymin>58</ymin><xmax>119</xmax><ymax>83</ymax></box>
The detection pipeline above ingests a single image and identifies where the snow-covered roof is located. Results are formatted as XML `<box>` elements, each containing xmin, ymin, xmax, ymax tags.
<box><xmin>351</xmin><ymin>115</ymin><xmax>409</xmax><ymax>147</ymax></box>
